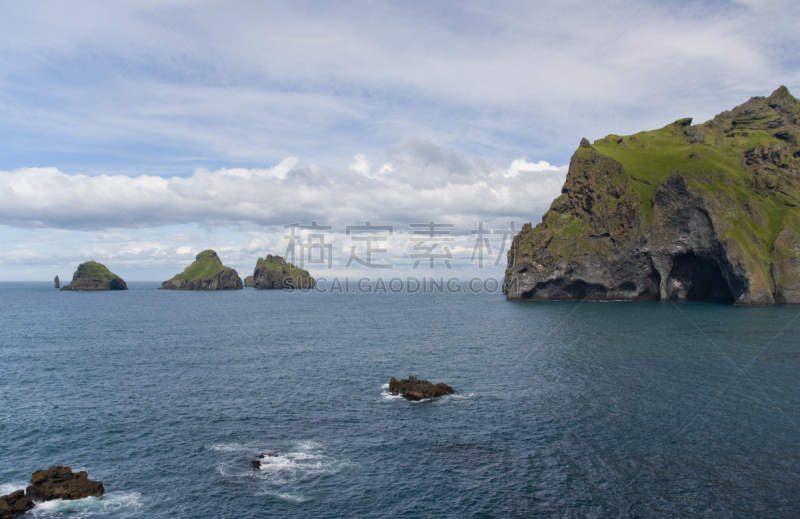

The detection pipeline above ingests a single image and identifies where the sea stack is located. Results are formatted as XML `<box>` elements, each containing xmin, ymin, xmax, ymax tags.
<box><xmin>160</xmin><ymin>250</ymin><xmax>243</xmax><ymax>290</ymax></box>
<box><xmin>54</xmin><ymin>275</ymin><xmax>59</xmax><ymax>289</ymax></box>
<box><xmin>505</xmin><ymin>86</ymin><xmax>800</xmax><ymax>306</ymax></box>
<box><xmin>61</xmin><ymin>261</ymin><xmax>127</xmax><ymax>291</ymax></box>
<box><xmin>251</xmin><ymin>254</ymin><xmax>315</xmax><ymax>289</ymax></box>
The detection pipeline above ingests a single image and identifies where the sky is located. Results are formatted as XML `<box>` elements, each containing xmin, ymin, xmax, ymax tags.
<box><xmin>0</xmin><ymin>0</ymin><xmax>798</xmax><ymax>282</ymax></box>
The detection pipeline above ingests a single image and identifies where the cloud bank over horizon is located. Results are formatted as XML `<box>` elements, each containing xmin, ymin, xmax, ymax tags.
<box><xmin>0</xmin><ymin>137</ymin><xmax>566</xmax><ymax>280</ymax></box>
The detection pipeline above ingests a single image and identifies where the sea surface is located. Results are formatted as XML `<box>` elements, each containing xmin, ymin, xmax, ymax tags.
<box><xmin>1</xmin><ymin>281</ymin><xmax>800</xmax><ymax>518</ymax></box>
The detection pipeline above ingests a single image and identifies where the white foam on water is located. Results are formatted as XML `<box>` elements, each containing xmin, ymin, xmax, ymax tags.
<box><xmin>29</xmin><ymin>492</ymin><xmax>142</xmax><ymax>518</ymax></box>
<box><xmin>255</xmin><ymin>490</ymin><xmax>310</xmax><ymax>503</ymax></box>
<box><xmin>217</xmin><ymin>440</ymin><xmax>344</xmax><ymax>494</ymax></box>
<box><xmin>0</xmin><ymin>481</ymin><xmax>28</xmax><ymax>496</ymax></box>
<box><xmin>380</xmin><ymin>385</ymin><xmax>404</xmax><ymax>401</ymax></box>
<box><xmin>207</xmin><ymin>442</ymin><xmax>248</xmax><ymax>452</ymax></box>
<box><xmin>289</xmin><ymin>441</ymin><xmax>320</xmax><ymax>452</ymax></box>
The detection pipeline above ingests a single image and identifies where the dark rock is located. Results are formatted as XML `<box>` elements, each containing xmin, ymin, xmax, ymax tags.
<box><xmin>54</xmin><ymin>275</ymin><xmax>59</xmax><ymax>289</ymax></box>
<box><xmin>251</xmin><ymin>460</ymin><xmax>261</xmax><ymax>470</ymax></box>
<box><xmin>251</xmin><ymin>254</ymin><xmax>315</xmax><ymax>289</ymax></box>
<box><xmin>388</xmin><ymin>376</ymin><xmax>455</xmax><ymax>401</ymax></box>
<box><xmin>0</xmin><ymin>490</ymin><xmax>34</xmax><ymax>519</ymax></box>
<box><xmin>25</xmin><ymin>466</ymin><xmax>103</xmax><ymax>501</ymax></box>
<box><xmin>259</xmin><ymin>452</ymin><xmax>278</xmax><ymax>458</ymax></box>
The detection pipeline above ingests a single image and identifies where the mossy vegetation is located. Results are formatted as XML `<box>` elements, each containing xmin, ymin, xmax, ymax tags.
<box><xmin>75</xmin><ymin>261</ymin><xmax>121</xmax><ymax>281</ymax></box>
<box><xmin>170</xmin><ymin>250</ymin><xmax>227</xmax><ymax>280</ymax></box>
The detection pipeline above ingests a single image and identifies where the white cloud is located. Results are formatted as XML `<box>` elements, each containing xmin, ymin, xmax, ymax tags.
<box><xmin>348</xmin><ymin>153</ymin><xmax>372</xmax><ymax>176</ymax></box>
<box><xmin>0</xmin><ymin>139</ymin><xmax>566</xmax><ymax>232</ymax></box>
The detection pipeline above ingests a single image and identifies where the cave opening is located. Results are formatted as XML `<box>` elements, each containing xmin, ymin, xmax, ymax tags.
<box><xmin>667</xmin><ymin>252</ymin><xmax>735</xmax><ymax>304</ymax></box>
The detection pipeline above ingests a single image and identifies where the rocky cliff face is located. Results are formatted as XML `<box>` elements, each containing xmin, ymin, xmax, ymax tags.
<box><xmin>61</xmin><ymin>261</ymin><xmax>127</xmax><ymax>291</ymax></box>
<box><xmin>252</xmin><ymin>254</ymin><xmax>315</xmax><ymax>289</ymax></box>
<box><xmin>505</xmin><ymin>86</ymin><xmax>800</xmax><ymax>305</ymax></box>
<box><xmin>160</xmin><ymin>250</ymin><xmax>243</xmax><ymax>290</ymax></box>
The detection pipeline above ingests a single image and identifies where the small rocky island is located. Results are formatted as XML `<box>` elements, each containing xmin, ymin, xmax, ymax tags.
<box><xmin>251</xmin><ymin>254</ymin><xmax>315</xmax><ymax>289</ymax></box>
<box><xmin>505</xmin><ymin>86</ymin><xmax>800</xmax><ymax>305</ymax></box>
<box><xmin>0</xmin><ymin>466</ymin><xmax>103</xmax><ymax>518</ymax></box>
<box><xmin>389</xmin><ymin>376</ymin><xmax>455</xmax><ymax>401</ymax></box>
<box><xmin>160</xmin><ymin>250</ymin><xmax>243</xmax><ymax>290</ymax></box>
<box><xmin>61</xmin><ymin>261</ymin><xmax>127</xmax><ymax>291</ymax></box>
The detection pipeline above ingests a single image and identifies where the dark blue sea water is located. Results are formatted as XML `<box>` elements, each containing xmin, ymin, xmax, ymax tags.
<box><xmin>2</xmin><ymin>282</ymin><xmax>800</xmax><ymax>518</ymax></box>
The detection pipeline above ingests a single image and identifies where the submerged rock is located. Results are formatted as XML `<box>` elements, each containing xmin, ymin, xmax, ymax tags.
<box><xmin>251</xmin><ymin>254</ymin><xmax>315</xmax><ymax>289</ymax></box>
<box><xmin>0</xmin><ymin>490</ymin><xmax>34</xmax><ymax>519</ymax></box>
<box><xmin>505</xmin><ymin>86</ymin><xmax>800</xmax><ymax>305</ymax></box>
<box><xmin>160</xmin><ymin>250</ymin><xmax>243</xmax><ymax>290</ymax></box>
<box><xmin>251</xmin><ymin>460</ymin><xmax>261</xmax><ymax>470</ymax></box>
<box><xmin>388</xmin><ymin>376</ymin><xmax>455</xmax><ymax>401</ymax></box>
<box><xmin>25</xmin><ymin>466</ymin><xmax>104</xmax><ymax>501</ymax></box>
<box><xmin>61</xmin><ymin>261</ymin><xmax>127</xmax><ymax>291</ymax></box>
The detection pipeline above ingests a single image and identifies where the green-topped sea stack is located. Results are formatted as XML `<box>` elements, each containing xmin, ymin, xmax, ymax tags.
<box><xmin>160</xmin><ymin>250</ymin><xmax>243</xmax><ymax>290</ymax></box>
<box><xmin>505</xmin><ymin>86</ymin><xmax>800</xmax><ymax>305</ymax></box>
<box><xmin>61</xmin><ymin>261</ymin><xmax>127</xmax><ymax>291</ymax></box>
<box><xmin>251</xmin><ymin>254</ymin><xmax>315</xmax><ymax>289</ymax></box>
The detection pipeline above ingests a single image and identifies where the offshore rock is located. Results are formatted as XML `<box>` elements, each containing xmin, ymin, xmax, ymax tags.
<box><xmin>244</xmin><ymin>275</ymin><xmax>254</xmax><ymax>287</ymax></box>
<box><xmin>160</xmin><ymin>250</ymin><xmax>243</xmax><ymax>290</ymax></box>
<box><xmin>0</xmin><ymin>490</ymin><xmax>34</xmax><ymax>519</ymax></box>
<box><xmin>61</xmin><ymin>261</ymin><xmax>127</xmax><ymax>291</ymax></box>
<box><xmin>252</xmin><ymin>255</ymin><xmax>315</xmax><ymax>289</ymax></box>
<box><xmin>505</xmin><ymin>86</ymin><xmax>800</xmax><ymax>305</ymax></box>
<box><xmin>388</xmin><ymin>376</ymin><xmax>455</xmax><ymax>401</ymax></box>
<box><xmin>25</xmin><ymin>466</ymin><xmax>104</xmax><ymax>501</ymax></box>
<box><xmin>54</xmin><ymin>275</ymin><xmax>59</xmax><ymax>289</ymax></box>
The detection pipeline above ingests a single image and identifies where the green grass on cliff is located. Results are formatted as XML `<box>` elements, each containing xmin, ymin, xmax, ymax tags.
<box><xmin>590</xmin><ymin>121</ymin><xmax>797</xmax><ymax>270</ymax></box>
<box><xmin>171</xmin><ymin>250</ymin><xmax>227</xmax><ymax>280</ymax></box>
<box><xmin>591</xmin><ymin>124</ymin><xmax>785</xmax><ymax>221</ymax></box>
<box><xmin>76</xmin><ymin>261</ymin><xmax>120</xmax><ymax>280</ymax></box>
<box><xmin>258</xmin><ymin>255</ymin><xmax>312</xmax><ymax>278</ymax></box>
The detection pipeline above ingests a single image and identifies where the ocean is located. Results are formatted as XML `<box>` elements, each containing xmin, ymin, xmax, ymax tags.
<box><xmin>1</xmin><ymin>281</ymin><xmax>799</xmax><ymax>517</ymax></box>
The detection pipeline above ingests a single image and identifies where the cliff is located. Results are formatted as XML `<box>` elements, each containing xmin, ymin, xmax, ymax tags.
<box><xmin>252</xmin><ymin>254</ymin><xmax>315</xmax><ymax>289</ymax></box>
<box><xmin>160</xmin><ymin>250</ymin><xmax>243</xmax><ymax>290</ymax></box>
<box><xmin>505</xmin><ymin>86</ymin><xmax>800</xmax><ymax>305</ymax></box>
<box><xmin>61</xmin><ymin>261</ymin><xmax>127</xmax><ymax>291</ymax></box>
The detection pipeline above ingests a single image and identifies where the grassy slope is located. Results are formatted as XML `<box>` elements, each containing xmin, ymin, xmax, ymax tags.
<box><xmin>171</xmin><ymin>250</ymin><xmax>227</xmax><ymax>280</ymax></box>
<box><xmin>76</xmin><ymin>261</ymin><xmax>120</xmax><ymax>281</ymax></box>
<box><xmin>258</xmin><ymin>255</ymin><xmax>312</xmax><ymax>278</ymax></box>
<box><xmin>589</xmin><ymin>121</ymin><xmax>798</xmax><ymax>268</ymax></box>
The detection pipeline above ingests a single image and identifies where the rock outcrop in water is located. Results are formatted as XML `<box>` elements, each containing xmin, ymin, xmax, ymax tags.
<box><xmin>54</xmin><ymin>275</ymin><xmax>59</xmax><ymax>289</ymax></box>
<box><xmin>505</xmin><ymin>86</ymin><xmax>800</xmax><ymax>305</ymax></box>
<box><xmin>61</xmin><ymin>261</ymin><xmax>127</xmax><ymax>291</ymax></box>
<box><xmin>0</xmin><ymin>490</ymin><xmax>34</xmax><ymax>519</ymax></box>
<box><xmin>244</xmin><ymin>275</ymin><xmax>254</xmax><ymax>287</ymax></box>
<box><xmin>251</xmin><ymin>255</ymin><xmax>315</xmax><ymax>289</ymax></box>
<box><xmin>388</xmin><ymin>376</ymin><xmax>455</xmax><ymax>400</ymax></box>
<box><xmin>160</xmin><ymin>250</ymin><xmax>243</xmax><ymax>290</ymax></box>
<box><xmin>25</xmin><ymin>466</ymin><xmax>104</xmax><ymax>501</ymax></box>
